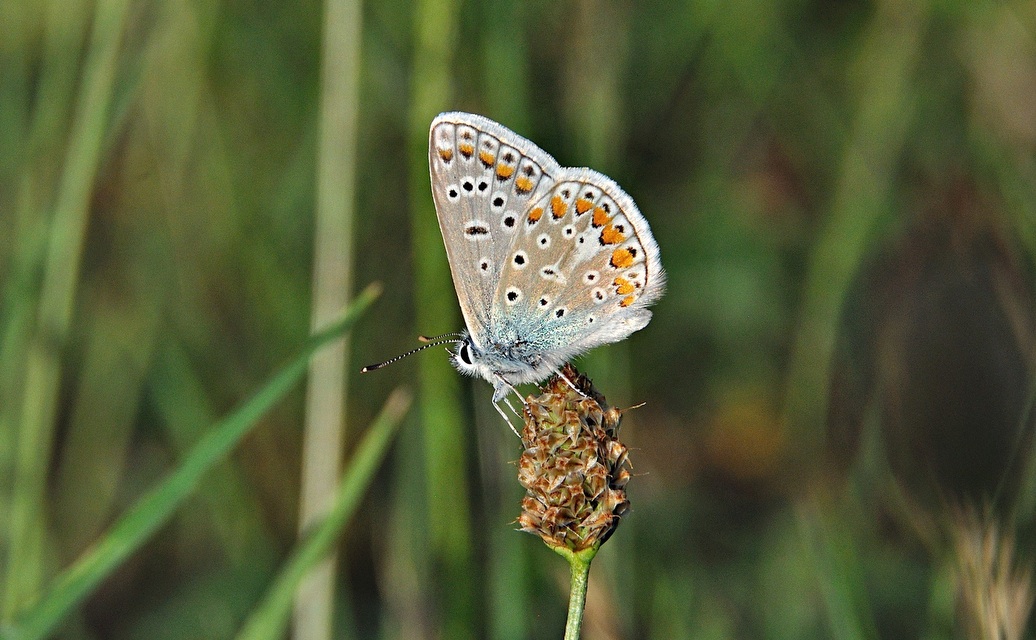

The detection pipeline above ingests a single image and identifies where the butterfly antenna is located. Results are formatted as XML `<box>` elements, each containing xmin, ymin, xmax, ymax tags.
<box><xmin>417</xmin><ymin>332</ymin><xmax>463</xmax><ymax>343</ymax></box>
<box><xmin>361</xmin><ymin>337</ymin><xmax>461</xmax><ymax>372</ymax></box>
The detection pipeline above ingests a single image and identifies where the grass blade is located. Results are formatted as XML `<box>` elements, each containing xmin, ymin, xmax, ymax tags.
<box><xmin>294</xmin><ymin>0</ymin><xmax>364</xmax><ymax>635</ymax></box>
<box><xmin>0</xmin><ymin>284</ymin><xmax>380</xmax><ymax>640</ymax></box>
<box><xmin>3</xmin><ymin>0</ymin><xmax>132</xmax><ymax>616</ymax></box>
<box><xmin>237</xmin><ymin>387</ymin><xmax>412</xmax><ymax>640</ymax></box>
<box><xmin>782</xmin><ymin>0</ymin><xmax>924</xmax><ymax>462</ymax></box>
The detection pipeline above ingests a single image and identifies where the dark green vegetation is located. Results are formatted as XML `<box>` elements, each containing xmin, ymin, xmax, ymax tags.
<box><xmin>2</xmin><ymin>0</ymin><xmax>1035</xmax><ymax>637</ymax></box>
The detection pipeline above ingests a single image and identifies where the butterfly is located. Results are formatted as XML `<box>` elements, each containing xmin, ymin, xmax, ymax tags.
<box><xmin>365</xmin><ymin>113</ymin><xmax>664</xmax><ymax>424</ymax></box>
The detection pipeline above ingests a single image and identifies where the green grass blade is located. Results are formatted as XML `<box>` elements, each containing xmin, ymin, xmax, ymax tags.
<box><xmin>51</xmin><ymin>297</ymin><xmax>159</xmax><ymax>560</ymax></box>
<box><xmin>782</xmin><ymin>0</ymin><xmax>924</xmax><ymax>463</ymax></box>
<box><xmin>236</xmin><ymin>387</ymin><xmax>412</xmax><ymax>640</ymax></box>
<box><xmin>149</xmin><ymin>341</ymin><xmax>278</xmax><ymax>568</ymax></box>
<box><xmin>0</xmin><ymin>284</ymin><xmax>380</xmax><ymax>640</ymax></box>
<box><xmin>796</xmin><ymin>499</ymin><xmax>879</xmax><ymax>640</ymax></box>
<box><xmin>3</xmin><ymin>0</ymin><xmax>133</xmax><ymax>616</ymax></box>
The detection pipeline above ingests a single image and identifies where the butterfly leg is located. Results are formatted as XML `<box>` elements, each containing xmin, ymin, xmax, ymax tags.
<box><xmin>501</xmin><ymin>395</ymin><xmax>523</xmax><ymax>418</ymax></box>
<box><xmin>493</xmin><ymin>400</ymin><xmax>521</xmax><ymax>438</ymax></box>
<box><xmin>494</xmin><ymin>374</ymin><xmax>530</xmax><ymax>411</ymax></box>
<box><xmin>492</xmin><ymin>373</ymin><xmax>525</xmax><ymax>403</ymax></box>
<box><xmin>556</xmin><ymin>368</ymin><xmax>590</xmax><ymax>399</ymax></box>
<box><xmin>491</xmin><ymin>374</ymin><xmax>526</xmax><ymax>438</ymax></box>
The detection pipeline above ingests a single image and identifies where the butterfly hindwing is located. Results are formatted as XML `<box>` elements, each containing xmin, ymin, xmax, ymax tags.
<box><xmin>491</xmin><ymin>167</ymin><xmax>665</xmax><ymax>360</ymax></box>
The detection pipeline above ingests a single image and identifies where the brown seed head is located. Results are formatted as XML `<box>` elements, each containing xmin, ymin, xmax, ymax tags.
<box><xmin>517</xmin><ymin>364</ymin><xmax>633</xmax><ymax>552</ymax></box>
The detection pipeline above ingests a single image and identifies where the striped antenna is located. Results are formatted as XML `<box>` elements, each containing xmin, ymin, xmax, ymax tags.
<box><xmin>361</xmin><ymin>335</ymin><xmax>462</xmax><ymax>372</ymax></box>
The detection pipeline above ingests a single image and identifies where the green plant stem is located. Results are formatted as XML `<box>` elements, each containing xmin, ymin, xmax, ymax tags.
<box><xmin>237</xmin><ymin>387</ymin><xmax>412</xmax><ymax>640</ymax></box>
<box><xmin>0</xmin><ymin>285</ymin><xmax>379</xmax><ymax>640</ymax></box>
<box><xmin>294</xmin><ymin>0</ymin><xmax>363</xmax><ymax>635</ymax></box>
<box><xmin>557</xmin><ymin>546</ymin><xmax>598</xmax><ymax>640</ymax></box>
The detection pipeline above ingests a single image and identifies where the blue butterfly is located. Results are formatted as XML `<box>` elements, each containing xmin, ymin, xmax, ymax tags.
<box><xmin>366</xmin><ymin>113</ymin><xmax>664</xmax><ymax>425</ymax></box>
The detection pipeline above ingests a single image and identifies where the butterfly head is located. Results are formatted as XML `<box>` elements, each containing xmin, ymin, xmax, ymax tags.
<box><xmin>449</xmin><ymin>334</ymin><xmax>520</xmax><ymax>402</ymax></box>
<box><xmin>447</xmin><ymin>331</ymin><xmax>515</xmax><ymax>385</ymax></box>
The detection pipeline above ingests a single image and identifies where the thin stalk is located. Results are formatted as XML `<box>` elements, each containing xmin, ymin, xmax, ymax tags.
<box><xmin>561</xmin><ymin>6</ymin><xmax>633</xmax><ymax>631</ymax></box>
<box><xmin>294</xmin><ymin>0</ymin><xmax>364</xmax><ymax>637</ymax></box>
<box><xmin>559</xmin><ymin>547</ymin><xmax>597</xmax><ymax>640</ymax></box>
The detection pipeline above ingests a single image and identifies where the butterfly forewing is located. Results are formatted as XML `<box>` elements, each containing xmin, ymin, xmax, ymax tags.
<box><xmin>429</xmin><ymin>113</ymin><xmax>559</xmax><ymax>342</ymax></box>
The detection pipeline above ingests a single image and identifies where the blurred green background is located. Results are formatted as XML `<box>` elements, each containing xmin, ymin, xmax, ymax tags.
<box><xmin>3</xmin><ymin>0</ymin><xmax>1036</xmax><ymax>637</ymax></box>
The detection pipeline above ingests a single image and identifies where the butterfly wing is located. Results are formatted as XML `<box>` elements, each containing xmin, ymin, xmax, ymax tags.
<box><xmin>489</xmin><ymin>166</ymin><xmax>666</xmax><ymax>366</ymax></box>
<box><xmin>429</xmin><ymin>113</ymin><xmax>560</xmax><ymax>345</ymax></box>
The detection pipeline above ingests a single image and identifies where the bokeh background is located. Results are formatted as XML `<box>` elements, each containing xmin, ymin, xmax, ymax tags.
<box><xmin>3</xmin><ymin>0</ymin><xmax>1036</xmax><ymax>637</ymax></box>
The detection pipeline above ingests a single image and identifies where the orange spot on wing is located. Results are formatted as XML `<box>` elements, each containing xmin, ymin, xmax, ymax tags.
<box><xmin>479</xmin><ymin>150</ymin><xmax>495</xmax><ymax>167</ymax></box>
<box><xmin>438</xmin><ymin>148</ymin><xmax>453</xmax><ymax>162</ymax></box>
<box><xmin>458</xmin><ymin>143</ymin><xmax>474</xmax><ymax>158</ymax></box>
<box><xmin>528</xmin><ymin>207</ymin><xmax>544</xmax><ymax>223</ymax></box>
<box><xmin>551</xmin><ymin>195</ymin><xmax>568</xmax><ymax>219</ymax></box>
<box><xmin>515</xmin><ymin>176</ymin><xmax>533</xmax><ymax>193</ymax></box>
<box><xmin>620</xmin><ymin>295</ymin><xmax>636</xmax><ymax>308</ymax></box>
<box><xmin>592</xmin><ymin>206</ymin><xmax>611</xmax><ymax>228</ymax></box>
<box><xmin>496</xmin><ymin>164</ymin><xmax>515</xmax><ymax>179</ymax></box>
<box><xmin>613</xmin><ymin>277</ymin><xmax>634</xmax><ymax>295</ymax></box>
<box><xmin>575</xmin><ymin>198</ymin><xmax>593</xmax><ymax>214</ymax></box>
<box><xmin>600</xmin><ymin>224</ymin><xmax>625</xmax><ymax>245</ymax></box>
<box><xmin>610</xmin><ymin>248</ymin><xmax>634</xmax><ymax>269</ymax></box>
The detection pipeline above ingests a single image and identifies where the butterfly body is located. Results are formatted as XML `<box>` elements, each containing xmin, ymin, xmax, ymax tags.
<box><xmin>428</xmin><ymin>112</ymin><xmax>664</xmax><ymax>402</ymax></box>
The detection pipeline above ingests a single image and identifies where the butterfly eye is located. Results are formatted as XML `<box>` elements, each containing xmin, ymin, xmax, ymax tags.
<box><xmin>458</xmin><ymin>342</ymin><xmax>473</xmax><ymax>366</ymax></box>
